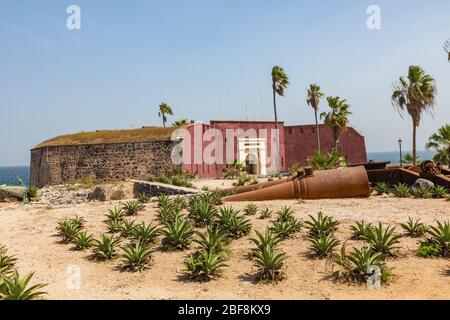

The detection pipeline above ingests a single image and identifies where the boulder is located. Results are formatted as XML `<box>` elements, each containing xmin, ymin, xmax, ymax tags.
<box><xmin>0</xmin><ymin>185</ymin><xmax>26</xmax><ymax>200</ymax></box>
<box><xmin>412</xmin><ymin>178</ymin><xmax>435</xmax><ymax>191</ymax></box>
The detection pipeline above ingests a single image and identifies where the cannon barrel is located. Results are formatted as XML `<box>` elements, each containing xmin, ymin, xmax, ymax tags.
<box><xmin>223</xmin><ymin>166</ymin><xmax>370</xmax><ymax>202</ymax></box>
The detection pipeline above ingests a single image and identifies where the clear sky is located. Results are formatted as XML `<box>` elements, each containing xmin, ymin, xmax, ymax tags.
<box><xmin>0</xmin><ymin>0</ymin><xmax>449</xmax><ymax>166</ymax></box>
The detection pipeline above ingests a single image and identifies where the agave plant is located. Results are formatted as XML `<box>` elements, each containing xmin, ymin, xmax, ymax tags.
<box><xmin>120</xmin><ymin>219</ymin><xmax>136</xmax><ymax>237</ymax></box>
<box><xmin>333</xmin><ymin>245</ymin><xmax>390</xmax><ymax>283</ymax></box>
<box><xmin>93</xmin><ymin>234</ymin><xmax>121</xmax><ymax>260</ymax></box>
<box><xmin>414</xmin><ymin>185</ymin><xmax>432</xmax><ymax>199</ymax></box>
<box><xmin>184</xmin><ymin>250</ymin><xmax>228</xmax><ymax>280</ymax></box>
<box><xmin>217</xmin><ymin>207</ymin><xmax>252</xmax><ymax>239</ymax></box>
<box><xmin>400</xmin><ymin>217</ymin><xmax>426</xmax><ymax>237</ymax></box>
<box><xmin>121</xmin><ymin>240</ymin><xmax>152</xmax><ymax>272</ymax></box>
<box><xmin>106</xmin><ymin>207</ymin><xmax>124</xmax><ymax>222</ymax></box>
<box><xmin>131</xmin><ymin>222</ymin><xmax>160</xmax><ymax>244</ymax></box>
<box><xmin>189</xmin><ymin>201</ymin><xmax>218</xmax><ymax>227</ymax></box>
<box><xmin>194</xmin><ymin>227</ymin><xmax>227</xmax><ymax>253</ymax></box>
<box><xmin>374</xmin><ymin>182</ymin><xmax>390</xmax><ymax>195</ymax></box>
<box><xmin>259</xmin><ymin>208</ymin><xmax>273</xmax><ymax>219</ymax></box>
<box><xmin>56</xmin><ymin>218</ymin><xmax>82</xmax><ymax>244</ymax></box>
<box><xmin>350</xmin><ymin>221</ymin><xmax>374</xmax><ymax>240</ymax></box>
<box><xmin>250</xmin><ymin>229</ymin><xmax>281</xmax><ymax>252</ymax></box>
<box><xmin>69</xmin><ymin>215</ymin><xmax>86</xmax><ymax>230</ymax></box>
<box><xmin>393</xmin><ymin>183</ymin><xmax>411</xmax><ymax>198</ymax></box>
<box><xmin>122</xmin><ymin>200</ymin><xmax>145</xmax><ymax>216</ymax></box>
<box><xmin>305</xmin><ymin>212</ymin><xmax>339</xmax><ymax>238</ymax></box>
<box><xmin>254</xmin><ymin>246</ymin><xmax>287</xmax><ymax>282</ymax></box>
<box><xmin>244</xmin><ymin>203</ymin><xmax>258</xmax><ymax>216</ymax></box>
<box><xmin>161</xmin><ymin>216</ymin><xmax>195</xmax><ymax>251</ymax></box>
<box><xmin>270</xmin><ymin>220</ymin><xmax>301</xmax><ymax>239</ymax></box>
<box><xmin>276</xmin><ymin>206</ymin><xmax>296</xmax><ymax>222</ymax></box>
<box><xmin>0</xmin><ymin>271</ymin><xmax>47</xmax><ymax>300</ymax></box>
<box><xmin>73</xmin><ymin>231</ymin><xmax>96</xmax><ymax>250</ymax></box>
<box><xmin>157</xmin><ymin>202</ymin><xmax>181</xmax><ymax>224</ymax></box>
<box><xmin>427</xmin><ymin>220</ymin><xmax>450</xmax><ymax>257</ymax></box>
<box><xmin>157</xmin><ymin>194</ymin><xmax>171</xmax><ymax>209</ymax></box>
<box><xmin>0</xmin><ymin>250</ymin><xmax>16</xmax><ymax>275</ymax></box>
<box><xmin>432</xmin><ymin>186</ymin><xmax>448</xmax><ymax>199</ymax></box>
<box><xmin>172</xmin><ymin>195</ymin><xmax>187</xmax><ymax>211</ymax></box>
<box><xmin>363</xmin><ymin>223</ymin><xmax>402</xmax><ymax>256</ymax></box>
<box><xmin>309</xmin><ymin>234</ymin><xmax>340</xmax><ymax>258</ymax></box>
<box><xmin>138</xmin><ymin>193</ymin><xmax>151</xmax><ymax>204</ymax></box>
<box><xmin>106</xmin><ymin>219</ymin><xmax>123</xmax><ymax>234</ymax></box>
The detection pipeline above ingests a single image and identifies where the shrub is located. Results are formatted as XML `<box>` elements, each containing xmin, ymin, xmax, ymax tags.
<box><xmin>161</xmin><ymin>216</ymin><xmax>195</xmax><ymax>251</ymax></box>
<box><xmin>26</xmin><ymin>186</ymin><xmax>39</xmax><ymax>200</ymax></box>
<box><xmin>305</xmin><ymin>212</ymin><xmax>338</xmax><ymax>238</ymax></box>
<box><xmin>0</xmin><ymin>271</ymin><xmax>47</xmax><ymax>300</ymax></box>
<box><xmin>309</xmin><ymin>234</ymin><xmax>340</xmax><ymax>258</ymax></box>
<box><xmin>189</xmin><ymin>201</ymin><xmax>218</xmax><ymax>227</ymax></box>
<box><xmin>374</xmin><ymin>182</ymin><xmax>390</xmax><ymax>195</ymax></box>
<box><xmin>350</xmin><ymin>221</ymin><xmax>374</xmax><ymax>240</ymax></box>
<box><xmin>393</xmin><ymin>183</ymin><xmax>410</xmax><ymax>198</ymax></box>
<box><xmin>120</xmin><ymin>219</ymin><xmax>136</xmax><ymax>238</ymax></box>
<box><xmin>414</xmin><ymin>185</ymin><xmax>432</xmax><ymax>199</ymax></box>
<box><xmin>131</xmin><ymin>222</ymin><xmax>160</xmax><ymax>245</ymax></box>
<box><xmin>233</xmin><ymin>174</ymin><xmax>251</xmax><ymax>187</ymax></box>
<box><xmin>107</xmin><ymin>219</ymin><xmax>122</xmax><ymax>234</ymax></box>
<box><xmin>194</xmin><ymin>227</ymin><xmax>227</xmax><ymax>253</ymax></box>
<box><xmin>400</xmin><ymin>217</ymin><xmax>426</xmax><ymax>237</ymax></box>
<box><xmin>217</xmin><ymin>207</ymin><xmax>252</xmax><ymax>239</ymax></box>
<box><xmin>157</xmin><ymin>202</ymin><xmax>181</xmax><ymax>224</ymax></box>
<box><xmin>254</xmin><ymin>246</ymin><xmax>287</xmax><ymax>282</ymax></box>
<box><xmin>73</xmin><ymin>231</ymin><xmax>95</xmax><ymax>251</ymax></box>
<box><xmin>259</xmin><ymin>208</ymin><xmax>273</xmax><ymax>219</ymax></box>
<box><xmin>138</xmin><ymin>193</ymin><xmax>150</xmax><ymax>204</ymax></box>
<box><xmin>157</xmin><ymin>194</ymin><xmax>171</xmax><ymax>208</ymax></box>
<box><xmin>93</xmin><ymin>234</ymin><xmax>121</xmax><ymax>260</ymax></box>
<box><xmin>172</xmin><ymin>195</ymin><xmax>187</xmax><ymax>211</ymax></box>
<box><xmin>122</xmin><ymin>201</ymin><xmax>145</xmax><ymax>216</ymax></box>
<box><xmin>56</xmin><ymin>218</ymin><xmax>83</xmax><ymax>244</ymax></box>
<box><xmin>184</xmin><ymin>250</ymin><xmax>228</xmax><ymax>280</ymax></box>
<box><xmin>106</xmin><ymin>207</ymin><xmax>124</xmax><ymax>222</ymax></box>
<box><xmin>311</xmin><ymin>150</ymin><xmax>347</xmax><ymax>170</ymax></box>
<box><xmin>432</xmin><ymin>186</ymin><xmax>448</xmax><ymax>199</ymax></box>
<box><xmin>121</xmin><ymin>240</ymin><xmax>152</xmax><ymax>272</ymax></box>
<box><xmin>69</xmin><ymin>215</ymin><xmax>86</xmax><ymax>230</ymax></box>
<box><xmin>417</xmin><ymin>239</ymin><xmax>442</xmax><ymax>257</ymax></box>
<box><xmin>157</xmin><ymin>176</ymin><xmax>171</xmax><ymax>185</ymax></box>
<box><xmin>244</xmin><ymin>203</ymin><xmax>258</xmax><ymax>216</ymax></box>
<box><xmin>270</xmin><ymin>220</ymin><xmax>301</xmax><ymax>239</ymax></box>
<box><xmin>426</xmin><ymin>220</ymin><xmax>450</xmax><ymax>257</ymax></box>
<box><xmin>363</xmin><ymin>223</ymin><xmax>402</xmax><ymax>256</ymax></box>
<box><xmin>250</xmin><ymin>229</ymin><xmax>281</xmax><ymax>252</ymax></box>
<box><xmin>276</xmin><ymin>206</ymin><xmax>295</xmax><ymax>222</ymax></box>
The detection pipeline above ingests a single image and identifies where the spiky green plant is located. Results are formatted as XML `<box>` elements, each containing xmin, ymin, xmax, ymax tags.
<box><xmin>157</xmin><ymin>194</ymin><xmax>171</xmax><ymax>208</ymax></box>
<box><xmin>172</xmin><ymin>195</ymin><xmax>187</xmax><ymax>211</ymax></box>
<box><xmin>432</xmin><ymin>186</ymin><xmax>448</xmax><ymax>199</ymax></box>
<box><xmin>393</xmin><ymin>183</ymin><xmax>411</xmax><ymax>198</ymax></box>
<box><xmin>305</xmin><ymin>212</ymin><xmax>338</xmax><ymax>238</ymax></box>
<box><xmin>56</xmin><ymin>218</ymin><xmax>82</xmax><ymax>244</ymax></box>
<box><xmin>157</xmin><ymin>202</ymin><xmax>180</xmax><ymax>224</ymax></box>
<box><xmin>138</xmin><ymin>193</ymin><xmax>150</xmax><ymax>204</ymax></box>
<box><xmin>244</xmin><ymin>203</ymin><xmax>258</xmax><ymax>216</ymax></box>
<box><xmin>189</xmin><ymin>201</ymin><xmax>218</xmax><ymax>227</ymax></box>
<box><xmin>414</xmin><ymin>185</ymin><xmax>432</xmax><ymax>199</ymax></box>
<box><xmin>0</xmin><ymin>251</ymin><xmax>16</xmax><ymax>275</ymax></box>
<box><xmin>106</xmin><ymin>207</ymin><xmax>124</xmax><ymax>222</ymax></box>
<box><xmin>184</xmin><ymin>250</ymin><xmax>228</xmax><ymax>280</ymax></box>
<box><xmin>259</xmin><ymin>208</ymin><xmax>273</xmax><ymax>219</ymax></box>
<box><xmin>427</xmin><ymin>220</ymin><xmax>450</xmax><ymax>257</ymax></box>
<box><xmin>363</xmin><ymin>223</ymin><xmax>402</xmax><ymax>256</ymax></box>
<box><xmin>107</xmin><ymin>219</ymin><xmax>122</xmax><ymax>234</ymax></box>
<box><xmin>250</xmin><ymin>229</ymin><xmax>281</xmax><ymax>252</ymax></box>
<box><xmin>254</xmin><ymin>246</ymin><xmax>287</xmax><ymax>282</ymax></box>
<box><xmin>0</xmin><ymin>271</ymin><xmax>47</xmax><ymax>300</ymax></box>
<box><xmin>270</xmin><ymin>220</ymin><xmax>301</xmax><ymax>239</ymax></box>
<box><xmin>121</xmin><ymin>240</ymin><xmax>152</xmax><ymax>272</ymax></box>
<box><xmin>131</xmin><ymin>222</ymin><xmax>160</xmax><ymax>245</ymax></box>
<box><xmin>120</xmin><ymin>219</ymin><xmax>136</xmax><ymax>237</ymax></box>
<box><xmin>69</xmin><ymin>215</ymin><xmax>86</xmax><ymax>229</ymax></box>
<box><xmin>333</xmin><ymin>246</ymin><xmax>391</xmax><ymax>283</ymax></box>
<box><xmin>73</xmin><ymin>231</ymin><xmax>96</xmax><ymax>251</ymax></box>
<box><xmin>416</xmin><ymin>239</ymin><xmax>442</xmax><ymax>257</ymax></box>
<box><xmin>276</xmin><ymin>206</ymin><xmax>296</xmax><ymax>222</ymax></box>
<box><xmin>400</xmin><ymin>217</ymin><xmax>426</xmax><ymax>237</ymax></box>
<box><xmin>161</xmin><ymin>216</ymin><xmax>195</xmax><ymax>251</ymax></box>
<box><xmin>309</xmin><ymin>234</ymin><xmax>340</xmax><ymax>258</ymax></box>
<box><xmin>122</xmin><ymin>200</ymin><xmax>145</xmax><ymax>216</ymax></box>
<box><xmin>374</xmin><ymin>182</ymin><xmax>390</xmax><ymax>195</ymax></box>
<box><xmin>217</xmin><ymin>207</ymin><xmax>252</xmax><ymax>239</ymax></box>
<box><xmin>350</xmin><ymin>221</ymin><xmax>374</xmax><ymax>240</ymax></box>
<box><xmin>194</xmin><ymin>227</ymin><xmax>227</xmax><ymax>253</ymax></box>
<box><xmin>93</xmin><ymin>234</ymin><xmax>121</xmax><ymax>260</ymax></box>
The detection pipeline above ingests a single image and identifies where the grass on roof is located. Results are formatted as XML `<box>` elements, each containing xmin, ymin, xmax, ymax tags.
<box><xmin>34</xmin><ymin>126</ymin><xmax>177</xmax><ymax>149</ymax></box>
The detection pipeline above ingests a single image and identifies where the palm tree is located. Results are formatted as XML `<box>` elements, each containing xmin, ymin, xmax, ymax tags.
<box><xmin>307</xmin><ymin>84</ymin><xmax>325</xmax><ymax>153</ymax></box>
<box><xmin>158</xmin><ymin>103</ymin><xmax>174</xmax><ymax>127</ymax></box>
<box><xmin>391</xmin><ymin>66</ymin><xmax>437</xmax><ymax>165</ymax></box>
<box><xmin>173</xmin><ymin>119</ymin><xmax>188</xmax><ymax>126</ymax></box>
<box><xmin>426</xmin><ymin>124</ymin><xmax>450</xmax><ymax>165</ymax></box>
<box><xmin>271</xmin><ymin>66</ymin><xmax>289</xmax><ymax>171</ymax></box>
<box><xmin>320</xmin><ymin>96</ymin><xmax>352</xmax><ymax>151</ymax></box>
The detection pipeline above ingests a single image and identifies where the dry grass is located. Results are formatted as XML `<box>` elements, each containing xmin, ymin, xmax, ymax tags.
<box><xmin>34</xmin><ymin>126</ymin><xmax>177</xmax><ymax>149</ymax></box>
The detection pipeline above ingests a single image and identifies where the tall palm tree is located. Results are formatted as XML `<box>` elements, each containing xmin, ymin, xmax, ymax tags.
<box><xmin>306</xmin><ymin>84</ymin><xmax>325</xmax><ymax>153</ymax></box>
<box><xmin>271</xmin><ymin>66</ymin><xmax>289</xmax><ymax>171</ymax></box>
<box><xmin>320</xmin><ymin>96</ymin><xmax>352</xmax><ymax>151</ymax></box>
<box><xmin>158</xmin><ymin>103</ymin><xmax>174</xmax><ymax>127</ymax></box>
<box><xmin>426</xmin><ymin>123</ymin><xmax>450</xmax><ymax>165</ymax></box>
<box><xmin>391</xmin><ymin>66</ymin><xmax>437</xmax><ymax>165</ymax></box>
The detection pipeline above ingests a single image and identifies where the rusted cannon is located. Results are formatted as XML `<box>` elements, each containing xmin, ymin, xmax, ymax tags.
<box><xmin>223</xmin><ymin>166</ymin><xmax>370</xmax><ymax>202</ymax></box>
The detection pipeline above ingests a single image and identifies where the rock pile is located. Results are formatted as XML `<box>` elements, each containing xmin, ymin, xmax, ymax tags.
<box><xmin>37</xmin><ymin>185</ymin><xmax>94</xmax><ymax>205</ymax></box>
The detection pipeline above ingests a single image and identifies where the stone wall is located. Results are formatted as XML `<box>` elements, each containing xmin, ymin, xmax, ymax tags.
<box><xmin>30</xmin><ymin>140</ymin><xmax>177</xmax><ymax>187</ymax></box>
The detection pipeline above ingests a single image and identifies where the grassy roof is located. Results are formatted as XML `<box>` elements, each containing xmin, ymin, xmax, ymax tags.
<box><xmin>34</xmin><ymin>126</ymin><xmax>177</xmax><ymax>149</ymax></box>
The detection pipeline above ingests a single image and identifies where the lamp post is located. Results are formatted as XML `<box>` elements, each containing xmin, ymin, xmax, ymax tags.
<box><xmin>445</xmin><ymin>39</ymin><xmax>450</xmax><ymax>62</ymax></box>
<box><xmin>398</xmin><ymin>139</ymin><xmax>403</xmax><ymax>167</ymax></box>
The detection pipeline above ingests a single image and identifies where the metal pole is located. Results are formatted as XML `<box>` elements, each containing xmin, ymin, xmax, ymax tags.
<box><xmin>399</xmin><ymin>141</ymin><xmax>403</xmax><ymax>167</ymax></box>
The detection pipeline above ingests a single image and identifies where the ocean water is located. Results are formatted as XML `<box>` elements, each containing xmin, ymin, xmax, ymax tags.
<box><xmin>0</xmin><ymin>166</ymin><xmax>30</xmax><ymax>186</ymax></box>
<box><xmin>367</xmin><ymin>150</ymin><xmax>435</xmax><ymax>165</ymax></box>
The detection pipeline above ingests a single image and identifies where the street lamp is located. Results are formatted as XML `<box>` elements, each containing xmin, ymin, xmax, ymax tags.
<box><xmin>444</xmin><ymin>39</ymin><xmax>450</xmax><ymax>62</ymax></box>
<box><xmin>398</xmin><ymin>139</ymin><xmax>403</xmax><ymax>167</ymax></box>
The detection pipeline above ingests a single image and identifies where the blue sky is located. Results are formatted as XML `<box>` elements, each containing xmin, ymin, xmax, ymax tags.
<box><xmin>0</xmin><ymin>0</ymin><xmax>449</xmax><ymax>166</ymax></box>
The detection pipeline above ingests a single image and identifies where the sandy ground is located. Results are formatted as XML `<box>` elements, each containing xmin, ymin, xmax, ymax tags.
<box><xmin>0</xmin><ymin>194</ymin><xmax>449</xmax><ymax>300</ymax></box>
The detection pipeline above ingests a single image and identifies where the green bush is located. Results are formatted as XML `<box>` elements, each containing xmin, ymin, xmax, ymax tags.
<box><xmin>254</xmin><ymin>245</ymin><xmax>287</xmax><ymax>282</ymax></box>
<box><xmin>0</xmin><ymin>271</ymin><xmax>47</xmax><ymax>300</ymax></box>
<box><xmin>161</xmin><ymin>216</ymin><xmax>195</xmax><ymax>251</ymax></box>
<box><xmin>217</xmin><ymin>207</ymin><xmax>252</xmax><ymax>239</ymax></box>
<box><xmin>393</xmin><ymin>183</ymin><xmax>411</xmax><ymax>198</ymax></box>
<box><xmin>184</xmin><ymin>250</ymin><xmax>228</xmax><ymax>280</ymax></box>
<box><xmin>350</xmin><ymin>221</ymin><xmax>374</xmax><ymax>240</ymax></box>
<box><xmin>432</xmin><ymin>186</ymin><xmax>448</xmax><ymax>199</ymax></box>
<box><xmin>244</xmin><ymin>203</ymin><xmax>258</xmax><ymax>216</ymax></box>
<box><xmin>417</xmin><ymin>239</ymin><xmax>442</xmax><ymax>257</ymax></box>
<box><xmin>121</xmin><ymin>240</ymin><xmax>152</xmax><ymax>272</ymax></box>
<box><xmin>309</xmin><ymin>234</ymin><xmax>340</xmax><ymax>258</ymax></box>
<box><xmin>400</xmin><ymin>217</ymin><xmax>426</xmax><ymax>237</ymax></box>
<box><xmin>374</xmin><ymin>182</ymin><xmax>390</xmax><ymax>195</ymax></box>
<box><xmin>305</xmin><ymin>212</ymin><xmax>338</xmax><ymax>238</ymax></box>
